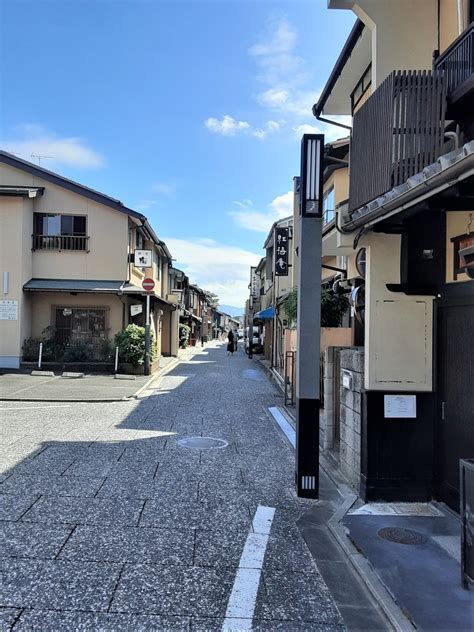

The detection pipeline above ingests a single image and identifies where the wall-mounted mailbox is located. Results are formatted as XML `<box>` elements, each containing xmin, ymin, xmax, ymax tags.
<box><xmin>342</xmin><ymin>370</ymin><xmax>353</xmax><ymax>390</ymax></box>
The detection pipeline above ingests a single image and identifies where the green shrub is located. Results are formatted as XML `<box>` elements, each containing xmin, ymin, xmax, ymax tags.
<box><xmin>179</xmin><ymin>323</ymin><xmax>191</xmax><ymax>348</ymax></box>
<box><xmin>114</xmin><ymin>324</ymin><xmax>156</xmax><ymax>367</ymax></box>
<box><xmin>279</xmin><ymin>287</ymin><xmax>349</xmax><ymax>328</ymax></box>
<box><xmin>22</xmin><ymin>326</ymin><xmax>64</xmax><ymax>362</ymax></box>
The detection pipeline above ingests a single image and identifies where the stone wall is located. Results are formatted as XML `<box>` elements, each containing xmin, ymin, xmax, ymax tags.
<box><xmin>339</xmin><ymin>348</ymin><xmax>364</xmax><ymax>490</ymax></box>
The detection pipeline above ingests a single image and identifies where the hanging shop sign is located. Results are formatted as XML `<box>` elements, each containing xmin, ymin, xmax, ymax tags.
<box><xmin>274</xmin><ymin>227</ymin><xmax>289</xmax><ymax>276</ymax></box>
<box><xmin>135</xmin><ymin>249</ymin><xmax>152</xmax><ymax>267</ymax></box>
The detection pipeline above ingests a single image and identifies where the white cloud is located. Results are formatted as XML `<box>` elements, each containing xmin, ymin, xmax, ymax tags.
<box><xmin>1</xmin><ymin>124</ymin><xmax>104</xmax><ymax>169</ymax></box>
<box><xmin>252</xmin><ymin>120</ymin><xmax>281</xmax><ymax>140</ymax></box>
<box><xmin>248</xmin><ymin>18</ymin><xmax>296</xmax><ymax>57</ymax></box>
<box><xmin>205</xmin><ymin>115</ymin><xmax>250</xmax><ymax>136</ymax></box>
<box><xmin>134</xmin><ymin>200</ymin><xmax>156</xmax><ymax>211</ymax></box>
<box><xmin>152</xmin><ymin>181</ymin><xmax>176</xmax><ymax>195</ymax></box>
<box><xmin>230</xmin><ymin>191</ymin><xmax>293</xmax><ymax>234</ymax></box>
<box><xmin>164</xmin><ymin>237</ymin><xmax>260</xmax><ymax>306</ymax></box>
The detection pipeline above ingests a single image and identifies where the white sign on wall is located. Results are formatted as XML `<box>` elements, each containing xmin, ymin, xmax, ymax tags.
<box><xmin>135</xmin><ymin>249</ymin><xmax>152</xmax><ymax>267</ymax></box>
<box><xmin>0</xmin><ymin>300</ymin><xmax>18</xmax><ymax>321</ymax></box>
<box><xmin>384</xmin><ymin>395</ymin><xmax>417</xmax><ymax>418</ymax></box>
<box><xmin>130</xmin><ymin>304</ymin><xmax>143</xmax><ymax>317</ymax></box>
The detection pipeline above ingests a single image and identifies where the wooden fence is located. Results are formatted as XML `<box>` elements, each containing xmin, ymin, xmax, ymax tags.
<box><xmin>349</xmin><ymin>70</ymin><xmax>446</xmax><ymax>214</ymax></box>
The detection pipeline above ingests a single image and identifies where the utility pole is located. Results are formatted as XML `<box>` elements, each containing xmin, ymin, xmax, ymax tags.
<box><xmin>295</xmin><ymin>134</ymin><xmax>324</xmax><ymax>499</ymax></box>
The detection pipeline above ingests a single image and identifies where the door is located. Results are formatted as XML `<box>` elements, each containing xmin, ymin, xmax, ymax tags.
<box><xmin>436</xmin><ymin>299</ymin><xmax>474</xmax><ymax>511</ymax></box>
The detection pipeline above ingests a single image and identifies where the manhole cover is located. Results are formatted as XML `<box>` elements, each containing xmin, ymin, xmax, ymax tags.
<box><xmin>177</xmin><ymin>437</ymin><xmax>228</xmax><ymax>449</ymax></box>
<box><xmin>377</xmin><ymin>527</ymin><xmax>427</xmax><ymax>545</ymax></box>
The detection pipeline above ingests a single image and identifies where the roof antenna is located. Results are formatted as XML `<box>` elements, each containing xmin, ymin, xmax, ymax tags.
<box><xmin>31</xmin><ymin>153</ymin><xmax>54</xmax><ymax>166</ymax></box>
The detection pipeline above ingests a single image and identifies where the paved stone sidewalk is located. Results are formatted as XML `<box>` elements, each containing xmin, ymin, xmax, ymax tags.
<box><xmin>0</xmin><ymin>342</ymin><xmax>344</xmax><ymax>630</ymax></box>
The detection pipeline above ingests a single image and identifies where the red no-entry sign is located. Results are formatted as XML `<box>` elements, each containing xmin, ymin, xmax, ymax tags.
<box><xmin>142</xmin><ymin>277</ymin><xmax>155</xmax><ymax>293</ymax></box>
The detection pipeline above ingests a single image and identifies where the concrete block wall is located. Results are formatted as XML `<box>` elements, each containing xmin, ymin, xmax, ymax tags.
<box><xmin>339</xmin><ymin>348</ymin><xmax>364</xmax><ymax>490</ymax></box>
<box><xmin>321</xmin><ymin>347</ymin><xmax>336</xmax><ymax>450</ymax></box>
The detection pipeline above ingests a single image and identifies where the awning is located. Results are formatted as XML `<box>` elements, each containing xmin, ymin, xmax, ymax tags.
<box><xmin>22</xmin><ymin>278</ymin><xmax>173</xmax><ymax>306</ymax></box>
<box><xmin>254</xmin><ymin>306</ymin><xmax>275</xmax><ymax>320</ymax></box>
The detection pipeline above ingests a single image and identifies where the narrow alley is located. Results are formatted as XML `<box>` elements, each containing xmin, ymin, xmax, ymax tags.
<box><xmin>0</xmin><ymin>342</ymin><xmax>385</xmax><ymax>631</ymax></box>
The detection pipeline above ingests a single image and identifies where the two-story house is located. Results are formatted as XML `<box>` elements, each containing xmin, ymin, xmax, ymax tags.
<box><xmin>0</xmin><ymin>151</ymin><xmax>177</xmax><ymax>370</ymax></box>
<box><xmin>311</xmin><ymin>0</ymin><xmax>473</xmax><ymax>509</ymax></box>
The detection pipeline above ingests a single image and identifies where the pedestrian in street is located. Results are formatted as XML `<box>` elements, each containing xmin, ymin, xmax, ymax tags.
<box><xmin>234</xmin><ymin>330</ymin><xmax>238</xmax><ymax>352</ymax></box>
<box><xmin>227</xmin><ymin>330</ymin><xmax>235</xmax><ymax>356</ymax></box>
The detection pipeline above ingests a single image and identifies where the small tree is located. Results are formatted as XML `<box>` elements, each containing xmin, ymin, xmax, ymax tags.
<box><xmin>203</xmin><ymin>291</ymin><xmax>219</xmax><ymax>309</ymax></box>
<box><xmin>114</xmin><ymin>324</ymin><xmax>156</xmax><ymax>367</ymax></box>
<box><xmin>280</xmin><ymin>287</ymin><xmax>349</xmax><ymax>328</ymax></box>
<box><xmin>179</xmin><ymin>323</ymin><xmax>191</xmax><ymax>348</ymax></box>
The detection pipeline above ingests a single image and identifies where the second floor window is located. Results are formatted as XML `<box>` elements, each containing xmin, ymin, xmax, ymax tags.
<box><xmin>323</xmin><ymin>187</ymin><xmax>335</xmax><ymax>225</ymax></box>
<box><xmin>33</xmin><ymin>213</ymin><xmax>88</xmax><ymax>251</ymax></box>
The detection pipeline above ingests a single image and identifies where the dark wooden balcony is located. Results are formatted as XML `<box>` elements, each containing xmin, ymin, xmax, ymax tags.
<box><xmin>349</xmin><ymin>70</ymin><xmax>446</xmax><ymax>214</ymax></box>
<box><xmin>434</xmin><ymin>23</ymin><xmax>473</xmax><ymax>102</ymax></box>
<box><xmin>32</xmin><ymin>234</ymin><xmax>89</xmax><ymax>251</ymax></box>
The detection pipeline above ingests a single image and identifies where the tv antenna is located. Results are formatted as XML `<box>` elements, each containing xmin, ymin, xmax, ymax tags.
<box><xmin>31</xmin><ymin>153</ymin><xmax>54</xmax><ymax>166</ymax></box>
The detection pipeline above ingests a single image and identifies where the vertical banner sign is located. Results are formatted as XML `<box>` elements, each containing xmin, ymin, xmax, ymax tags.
<box><xmin>296</xmin><ymin>133</ymin><xmax>324</xmax><ymax>499</ymax></box>
<box><xmin>274</xmin><ymin>227</ymin><xmax>289</xmax><ymax>276</ymax></box>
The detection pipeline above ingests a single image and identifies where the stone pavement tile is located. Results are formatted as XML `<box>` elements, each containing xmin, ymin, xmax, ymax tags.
<box><xmin>13</xmin><ymin>610</ymin><xmax>191</xmax><ymax>631</ymax></box>
<box><xmin>0</xmin><ymin>493</ymin><xmax>39</xmax><ymax>521</ymax></box>
<box><xmin>12</xmin><ymin>457</ymin><xmax>75</xmax><ymax>476</ymax></box>
<box><xmin>0</xmin><ymin>607</ymin><xmax>21</xmax><ymax>630</ymax></box>
<box><xmin>140</xmin><ymin>499</ymin><xmax>252</xmax><ymax>532</ymax></box>
<box><xmin>0</xmin><ymin>474</ymin><xmax>104</xmax><ymax>498</ymax></box>
<box><xmin>259</xmin><ymin>569</ymin><xmax>343</xmax><ymax>626</ymax></box>
<box><xmin>313</xmin><ymin>560</ymin><xmax>376</xmax><ymax>609</ymax></box>
<box><xmin>98</xmin><ymin>476</ymin><xmax>198</xmax><ymax>501</ymax></box>
<box><xmin>0</xmin><ymin>557</ymin><xmax>121</xmax><ymax>611</ymax></box>
<box><xmin>194</xmin><ymin>527</ymin><xmax>248</xmax><ymax>568</ymax></box>
<box><xmin>59</xmin><ymin>524</ymin><xmax>193</xmax><ymax>565</ymax></box>
<box><xmin>194</xmin><ymin>526</ymin><xmax>316</xmax><ymax>573</ymax></box>
<box><xmin>111</xmin><ymin>564</ymin><xmax>234</xmax><ymax>617</ymax></box>
<box><xmin>0</xmin><ymin>521</ymin><xmax>72</xmax><ymax>559</ymax></box>
<box><xmin>21</xmin><ymin>495</ymin><xmax>144</xmax><ymax>527</ymax></box>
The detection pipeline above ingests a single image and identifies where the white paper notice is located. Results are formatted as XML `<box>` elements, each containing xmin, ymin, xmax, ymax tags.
<box><xmin>0</xmin><ymin>300</ymin><xmax>18</xmax><ymax>321</ymax></box>
<box><xmin>384</xmin><ymin>395</ymin><xmax>417</xmax><ymax>418</ymax></box>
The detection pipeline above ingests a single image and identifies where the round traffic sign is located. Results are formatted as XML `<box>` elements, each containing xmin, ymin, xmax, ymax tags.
<box><xmin>142</xmin><ymin>277</ymin><xmax>155</xmax><ymax>292</ymax></box>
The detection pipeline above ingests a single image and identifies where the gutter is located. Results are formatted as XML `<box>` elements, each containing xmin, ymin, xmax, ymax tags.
<box><xmin>312</xmin><ymin>19</ymin><xmax>364</xmax><ymax>127</ymax></box>
<box><xmin>343</xmin><ymin>143</ymin><xmax>474</xmax><ymax>231</ymax></box>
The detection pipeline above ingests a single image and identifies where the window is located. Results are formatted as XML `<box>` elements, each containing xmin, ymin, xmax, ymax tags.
<box><xmin>323</xmin><ymin>187</ymin><xmax>335</xmax><ymax>225</ymax></box>
<box><xmin>55</xmin><ymin>307</ymin><xmax>107</xmax><ymax>347</ymax></box>
<box><xmin>33</xmin><ymin>214</ymin><xmax>88</xmax><ymax>251</ymax></box>
<box><xmin>350</xmin><ymin>64</ymin><xmax>372</xmax><ymax>114</ymax></box>
<box><xmin>136</xmin><ymin>230</ymin><xmax>145</xmax><ymax>250</ymax></box>
<box><xmin>153</xmin><ymin>249</ymin><xmax>161</xmax><ymax>281</ymax></box>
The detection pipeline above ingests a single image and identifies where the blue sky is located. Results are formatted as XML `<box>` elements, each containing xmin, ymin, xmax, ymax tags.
<box><xmin>1</xmin><ymin>0</ymin><xmax>354</xmax><ymax>306</ymax></box>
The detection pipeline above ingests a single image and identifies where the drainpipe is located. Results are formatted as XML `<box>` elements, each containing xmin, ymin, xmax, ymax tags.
<box><xmin>457</xmin><ymin>0</ymin><xmax>465</xmax><ymax>34</ymax></box>
<box><xmin>312</xmin><ymin>104</ymin><xmax>352</xmax><ymax>131</ymax></box>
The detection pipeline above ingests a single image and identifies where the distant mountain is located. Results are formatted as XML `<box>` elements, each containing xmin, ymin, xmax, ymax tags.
<box><xmin>218</xmin><ymin>304</ymin><xmax>244</xmax><ymax>318</ymax></box>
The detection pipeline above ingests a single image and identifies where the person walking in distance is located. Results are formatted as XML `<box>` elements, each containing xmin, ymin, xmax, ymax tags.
<box><xmin>227</xmin><ymin>330</ymin><xmax>235</xmax><ymax>356</ymax></box>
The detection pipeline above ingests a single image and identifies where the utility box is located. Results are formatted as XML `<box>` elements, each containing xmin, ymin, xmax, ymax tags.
<box><xmin>460</xmin><ymin>459</ymin><xmax>474</xmax><ymax>589</ymax></box>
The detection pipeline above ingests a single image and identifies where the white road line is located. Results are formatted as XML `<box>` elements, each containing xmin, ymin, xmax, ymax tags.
<box><xmin>268</xmin><ymin>406</ymin><xmax>296</xmax><ymax>448</ymax></box>
<box><xmin>222</xmin><ymin>505</ymin><xmax>276</xmax><ymax>632</ymax></box>
<box><xmin>0</xmin><ymin>405</ymin><xmax>72</xmax><ymax>410</ymax></box>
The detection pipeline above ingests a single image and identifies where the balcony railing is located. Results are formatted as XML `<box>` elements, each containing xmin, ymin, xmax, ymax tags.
<box><xmin>32</xmin><ymin>234</ymin><xmax>89</xmax><ymax>251</ymax></box>
<box><xmin>434</xmin><ymin>23</ymin><xmax>473</xmax><ymax>98</ymax></box>
<box><xmin>349</xmin><ymin>70</ymin><xmax>446</xmax><ymax>213</ymax></box>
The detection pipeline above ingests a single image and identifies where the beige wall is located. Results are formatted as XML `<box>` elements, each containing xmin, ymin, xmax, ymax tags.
<box><xmin>0</xmin><ymin>197</ymin><xmax>34</xmax><ymax>365</ymax></box>
<box><xmin>446</xmin><ymin>211</ymin><xmax>474</xmax><ymax>283</ymax></box>
<box><xmin>364</xmin><ymin>232</ymin><xmax>433</xmax><ymax>391</ymax></box>
<box><xmin>29</xmin><ymin>292</ymin><xmax>124</xmax><ymax>341</ymax></box>
<box><xmin>0</xmin><ymin>162</ymin><xmax>129</xmax><ymax>282</ymax></box>
<box><xmin>440</xmin><ymin>0</ymin><xmax>469</xmax><ymax>51</ymax></box>
<box><xmin>330</xmin><ymin>1</ymin><xmax>438</xmax><ymax>86</ymax></box>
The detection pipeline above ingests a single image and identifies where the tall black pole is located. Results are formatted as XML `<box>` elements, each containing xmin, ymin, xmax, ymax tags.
<box><xmin>144</xmin><ymin>292</ymin><xmax>151</xmax><ymax>376</ymax></box>
<box><xmin>296</xmin><ymin>134</ymin><xmax>324</xmax><ymax>499</ymax></box>
<box><xmin>248</xmin><ymin>308</ymin><xmax>253</xmax><ymax>358</ymax></box>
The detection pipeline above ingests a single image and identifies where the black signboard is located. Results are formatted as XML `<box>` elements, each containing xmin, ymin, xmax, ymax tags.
<box><xmin>274</xmin><ymin>227</ymin><xmax>289</xmax><ymax>276</ymax></box>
